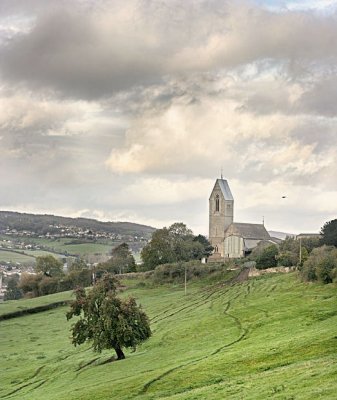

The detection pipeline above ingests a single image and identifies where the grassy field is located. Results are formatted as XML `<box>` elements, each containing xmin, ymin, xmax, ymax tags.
<box><xmin>1</xmin><ymin>272</ymin><xmax>337</xmax><ymax>399</ymax></box>
<box><xmin>0</xmin><ymin>249</ymin><xmax>35</xmax><ymax>265</ymax></box>
<box><xmin>24</xmin><ymin>249</ymin><xmax>66</xmax><ymax>258</ymax></box>
<box><xmin>0</xmin><ymin>235</ymin><xmax>142</xmax><ymax>262</ymax></box>
<box><xmin>1</xmin><ymin>236</ymin><xmax>118</xmax><ymax>257</ymax></box>
<box><xmin>0</xmin><ymin>290</ymin><xmax>73</xmax><ymax>317</ymax></box>
<box><xmin>0</xmin><ymin>248</ymin><xmax>67</xmax><ymax>265</ymax></box>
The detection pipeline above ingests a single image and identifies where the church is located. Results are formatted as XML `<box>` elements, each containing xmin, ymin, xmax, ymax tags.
<box><xmin>208</xmin><ymin>177</ymin><xmax>275</xmax><ymax>260</ymax></box>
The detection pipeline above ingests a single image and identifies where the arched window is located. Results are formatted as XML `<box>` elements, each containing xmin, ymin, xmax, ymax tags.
<box><xmin>215</xmin><ymin>245</ymin><xmax>218</xmax><ymax>253</ymax></box>
<box><xmin>215</xmin><ymin>194</ymin><xmax>220</xmax><ymax>212</ymax></box>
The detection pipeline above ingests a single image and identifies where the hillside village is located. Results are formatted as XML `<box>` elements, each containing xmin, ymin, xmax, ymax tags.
<box><xmin>0</xmin><ymin>215</ymin><xmax>155</xmax><ymax>299</ymax></box>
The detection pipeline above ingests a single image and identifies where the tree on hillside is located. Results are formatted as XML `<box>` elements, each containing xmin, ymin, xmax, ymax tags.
<box><xmin>193</xmin><ymin>235</ymin><xmax>214</xmax><ymax>258</ymax></box>
<box><xmin>35</xmin><ymin>255</ymin><xmax>63</xmax><ymax>277</ymax></box>
<box><xmin>141</xmin><ymin>228</ymin><xmax>176</xmax><ymax>270</ymax></box>
<box><xmin>96</xmin><ymin>243</ymin><xmax>136</xmax><ymax>274</ymax></box>
<box><xmin>141</xmin><ymin>223</ymin><xmax>210</xmax><ymax>270</ymax></box>
<box><xmin>277</xmin><ymin>237</ymin><xmax>300</xmax><ymax>267</ymax></box>
<box><xmin>68</xmin><ymin>258</ymin><xmax>88</xmax><ymax>272</ymax></box>
<box><xmin>320</xmin><ymin>219</ymin><xmax>337</xmax><ymax>247</ymax></box>
<box><xmin>66</xmin><ymin>274</ymin><xmax>151</xmax><ymax>360</ymax></box>
<box><xmin>110</xmin><ymin>243</ymin><xmax>136</xmax><ymax>273</ymax></box>
<box><xmin>168</xmin><ymin>223</ymin><xmax>203</xmax><ymax>261</ymax></box>
<box><xmin>168</xmin><ymin>222</ymin><xmax>193</xmax><ymax>239</ymax></box>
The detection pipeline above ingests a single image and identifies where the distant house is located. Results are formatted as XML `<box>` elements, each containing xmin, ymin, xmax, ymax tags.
<box><xmin>208</xmin><ymin>177</ymin><xmax>278</xmax><ymax>260</ymax></box>
<box><xmin>296</xmin><ymin>233</ymin><xmax>321</xmax><ymax>240</ymax></box>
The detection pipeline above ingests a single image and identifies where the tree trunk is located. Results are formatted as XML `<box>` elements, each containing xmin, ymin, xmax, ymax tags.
<box><xmin>114</xmin><ymin>346</ymin><xmax>125</xmax><ymax>360</ymax></box>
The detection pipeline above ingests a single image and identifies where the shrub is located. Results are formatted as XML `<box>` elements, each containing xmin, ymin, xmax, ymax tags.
<box><xmin>57</xmin><ymin>276</ymin><xmax>75</xmax><ymax>292</ymax></box>
<box><xmin>4</xmin><ymin>276</ymin><xmax>22</xmax><ymax>301</ymax></box>
<box><xmin>255</xmin><ymin>245</ymin><xmax>279</xmax><ymax>270</ymax></box>
<box><xmin>19</xmin><ymin>273</ymin><xmax>42</xmax><ymax>297</ymax></box>
<box><xmin>39</xmin><ymin>277</ymin><xmax>59</xmax><ymax>296</ymax></box>
<box><xmin>277</xmin><ymin>250</ymin><xmax>296</xmax><ymax>267</ymax></box>
<box><xmin>300</xmin><ymin>245</ymin><xmax>337</xmax><ymax>284</ymax></box>
<box><xmin>152</xmin><ymin>261</ymin><xmax>227</xmax><ymax>284</ymax></box>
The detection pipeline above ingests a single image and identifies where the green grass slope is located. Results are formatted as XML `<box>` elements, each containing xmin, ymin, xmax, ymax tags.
<box><xmin>1</xmin><ymin>272</ymin><xmax>337</xmax><ymax>400</ymax></box>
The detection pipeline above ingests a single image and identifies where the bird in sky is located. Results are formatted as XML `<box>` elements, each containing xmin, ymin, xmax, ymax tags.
<box><xmin>282</xmin><ymin>196</ymin><xmax>287</xmax><ymax>198</ymax></box>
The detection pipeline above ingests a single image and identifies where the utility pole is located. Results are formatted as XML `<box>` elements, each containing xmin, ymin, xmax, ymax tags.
<box><xmin>299</xmin><ymin>237</ymin><xmax>302</xmax><ymax>266</ymax></box>
<box><xmin>184</xmin><ymin>265</ymin><xmax>187</xmax><ymax>295</ymax></box>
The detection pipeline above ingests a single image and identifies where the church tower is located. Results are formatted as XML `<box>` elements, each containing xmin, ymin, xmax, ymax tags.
<box><xmin>209</xmin><ymin>178</ymin><xmax>234</xmax><ymax>257</ymax></box>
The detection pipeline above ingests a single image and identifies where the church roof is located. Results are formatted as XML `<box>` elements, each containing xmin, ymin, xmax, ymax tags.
<box><xmin>225</xmin><ymin>222</ymin><xmax>270</xmax><ymax>240</ymax></box>
<box><xmin>244</xmin><ymin>238</ymin><xmax>277</xmax><ymax>251</ymax></box>
<box><xmin>217</xmin><ymin>179</ymin><xmax>234</xmax><ymax>201</ymax></box>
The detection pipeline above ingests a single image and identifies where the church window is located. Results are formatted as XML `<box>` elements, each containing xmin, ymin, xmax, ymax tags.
<box><xmin>215</xmin><ymin>194</ymin><xmax>220</xmax><ymax>212</ymax></box>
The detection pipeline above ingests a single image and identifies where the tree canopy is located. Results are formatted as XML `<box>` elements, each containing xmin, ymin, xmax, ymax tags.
<box><xmin>300</xmin><ymin>245</ymin><xmax>337</xmax><ymax>284</ymax></box>
<box><xmin>320</xmin><ymin>219</ymin><xmax>337</xmax><ymax>247</ymax></box>
<box><xmin>97</xmin><ymin>242</ymin><xmax>136</xmax><ymax>274</ymax></box>
<box><xmin>66</xmin><ymin>274</ymin><xmax>151</xmax><ymax>360</ymax></box>
<box><xmin>4</xmin><ymin>276</ymin><xmax>22</xmax><ymax>300</ymax></box>
<box><xmin>35</xmin><ymin>255</ymin><xmax>63</xmax><ymax>277</ymax></box>
<box><xmin>140</xmin><ymin>223</ymin><xmax>211</xmax><ymax>270</ymax></box>
<box><xmin>68</xmin><ymin>258</ymin><xmax>88</xmax><ymax>272</ymax></box>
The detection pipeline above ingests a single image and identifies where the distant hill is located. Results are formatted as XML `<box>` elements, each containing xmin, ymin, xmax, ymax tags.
<box><xmin>0</xmin><ymin>211</ymin><xmax>155</xmax><ymax>239</ymax></box>
<box><xmin>268</xmin><ymin>230</ymin><xmax>296</xmax><ymax>240</ymax></box>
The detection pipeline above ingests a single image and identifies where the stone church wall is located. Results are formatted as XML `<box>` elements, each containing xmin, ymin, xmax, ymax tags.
<box><xmin>224</xmin><ymin>235</ymin><xmax>244</xmax><ymax>258</ymax></box>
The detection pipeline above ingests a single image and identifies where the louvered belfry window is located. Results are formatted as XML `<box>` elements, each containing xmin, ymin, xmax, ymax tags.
<box><xmin>215</xmin><ymin>194</ymin><xmax>220</xmax><ymax>212</ymax></box>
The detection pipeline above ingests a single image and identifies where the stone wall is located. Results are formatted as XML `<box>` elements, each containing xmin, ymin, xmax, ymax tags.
<box><xmin>248</xmin><ymin>266</ymin><xmax>295</xmax><ymax>277</ymax></box>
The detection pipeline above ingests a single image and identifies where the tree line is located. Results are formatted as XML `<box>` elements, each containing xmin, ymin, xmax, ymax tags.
<box><xmin>4</xmin><ymin>222</ymin><xmax>212</xmax><ymax>300</ymax></box>
<box><xmin>248</xmin><ymin>218</ymin><xmax>337</xmax><ymax>284</ymax></box>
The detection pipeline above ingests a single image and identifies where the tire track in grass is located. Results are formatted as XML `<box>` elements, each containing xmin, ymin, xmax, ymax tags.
<box><xmin>18</xmin><ymin>365</ymin><xmax>45</xmax><ymax>384</ymax></box>
<box><xmin>32</xmin><ymin>380</ymin><xmax>46</xmax><ymax>390</ymax></box>
<box><xmin>255</xmin><ymin>308</ymin><xmax>269</xmax><ymax>318</ymax></box>
<box><xmin>150</xmin><ymin>282</ymin><xmax>224</xmax><ymax>323</ymax></box>
<box><xmin>151</xmin><ymin>286</ymin><xmax>225</xmax><ymax>325</ymax></box>
<box><xmin>139</xmin><ymin>291</ymin><xmax>249</xmax><ymax>395</ymax></box>
<box><xmin>151</xmin><ymin>269</ymin><xmax>246</xmax><ymax>326</ymax></box>
<box><xmin>211</xmin><ymin>302</ymin><xmax>248</xmax><ymax>356</ymax></box>
<box><xmin>75</xmin><ymin>357</ymin><xmax>101</xmax><ymax>373</ymax></box>
<box><xmin>2</xmin><ymin>346</ymin><xmax>93</xmax><ymax>398</ymax></box>
<box><xmin>150</xmin><ymin>269</ymin><xmax>244</xmax><ymax>323</ymax></box>
<box><xmin>2</xmin><ymin>379</ymin><xmax>45</xmax><ymax>398</ymax></box>
<box><xmin>1</xmin><ymin>364</ymin><xmax>47</xmax><ymax>399</ymax></box>
<box><xmin>30</xmin><ymin>365</ymin><xmax>45</xmax><ymax>379</ymax></box>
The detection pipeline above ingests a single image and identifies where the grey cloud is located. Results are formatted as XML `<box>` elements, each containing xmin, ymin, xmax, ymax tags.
<box><xmin>290</xmin><ymin>119</ymin><xmax>337</xmax><ymax>150</ymax></box>
<box><xmin>297</xmin><ymin>77</ymin><xmax>337</xmax><ymax>116</ymax></box>
<box><xmin>1</xmin><ymin>1</ymin><xmax>337</xmax><ymax>99</ymax></box>
<box><xmin>0</xmin><ymin>8</ymin><xmax>163</xmax><ymax>99</ymax></box>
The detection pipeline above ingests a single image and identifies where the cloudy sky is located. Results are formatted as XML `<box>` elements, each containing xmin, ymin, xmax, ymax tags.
<box><xmin>1</xmin><ymin>0</ymin><xmax>337</xmax><ymax>235</ymax></box>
